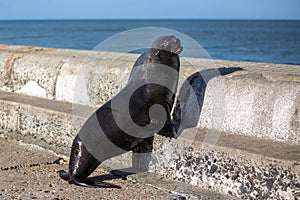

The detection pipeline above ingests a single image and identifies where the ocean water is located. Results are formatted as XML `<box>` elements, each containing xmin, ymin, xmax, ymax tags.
<box><xmin>0</xmin><ymin>20</ymin><xmax>299</xmax><ymax>64</ymax></box>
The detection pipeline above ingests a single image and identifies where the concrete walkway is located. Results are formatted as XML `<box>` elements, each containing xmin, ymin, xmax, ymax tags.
<box><xmin>0</xmin><ymin>135</ymin><xmax>235</xmax><ymax>200</ymax></box>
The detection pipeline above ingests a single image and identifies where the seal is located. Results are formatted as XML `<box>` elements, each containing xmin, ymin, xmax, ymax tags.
<box><xmin>59</xmin><ymin>35</ymin><xmax>183</xmax><ymax>188</ymax></box>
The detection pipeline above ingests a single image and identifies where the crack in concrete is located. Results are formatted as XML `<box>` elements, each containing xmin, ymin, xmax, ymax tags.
<box><xmin>53</xmin><ymin>59</ymin><xmax>68</xmax><ymax>98</ymax></box>
<box><xmin>0</xmin><ymin>157</ymin><xmax>65</xmax><ymax>171</ymax></box>
<box><xmin>1</xmin><ymin>54</ymin><xmax>23</xmax><ymax>87</ymax></box>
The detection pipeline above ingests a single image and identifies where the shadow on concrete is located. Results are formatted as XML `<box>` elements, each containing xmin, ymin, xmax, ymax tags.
<box><xmin>158</xmin><ymin>67</ymin><xmax>243</xmax><ymax>138</ymax></box>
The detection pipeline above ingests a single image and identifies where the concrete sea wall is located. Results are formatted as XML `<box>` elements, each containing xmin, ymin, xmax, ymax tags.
<box><xmin>0</xmin><ymin>44</ymin><xmax>299</xmax><ymax>199</ymax></box>
<box><xmin>0</xmin><ymin>44</ymin><xmax>299</xmax><ymax>144</ymax></box>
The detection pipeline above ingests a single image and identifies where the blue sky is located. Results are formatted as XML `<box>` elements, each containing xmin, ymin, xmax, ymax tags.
<box><xmin>0</xmin><ymin>0</ymin><xmax>299</xmax><ymax>20</ymax></box>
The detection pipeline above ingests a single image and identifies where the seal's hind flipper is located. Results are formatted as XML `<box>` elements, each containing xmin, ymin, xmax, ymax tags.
<box><xmin>58</xmin><ymin>170</ymin><xmax>69</xmax><ymax>181</ymax></box>
<box><xmin>72</xmin><ymin>177</ymin><xmax>121</xmax><ymax>188</ymax></box>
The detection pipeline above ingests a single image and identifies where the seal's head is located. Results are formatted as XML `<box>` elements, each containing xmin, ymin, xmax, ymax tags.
<box><xmin>151</xmin><ymin>35</ymin><xmax>183</xmax><ymax>55</ymax></box>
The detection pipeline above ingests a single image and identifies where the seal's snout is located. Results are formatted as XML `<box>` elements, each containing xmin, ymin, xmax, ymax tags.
<box><xmin>171</xmin><ymin>37</ymin><xmax>183</xmax><ymax>55</ymax></box>
<box><xmin>168</xmin><ymin>36</ymin><xmax>183</xmax><ymax>54</ymax></box>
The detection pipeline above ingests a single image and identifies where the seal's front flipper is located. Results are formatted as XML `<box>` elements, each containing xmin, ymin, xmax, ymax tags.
<box><xmin>157</xmin><ymin>121</ymin><xmax>177</xmax><ymax>138</ymax></box>
<box><xmin>72</xmin><ymin>177</ymin><xmax>121</xmax><ymax>188</ymax></box>
<box><xmin>157</xmin><ymin>104</ymin><xmax>177</xmax><ymax>138</ymax></box>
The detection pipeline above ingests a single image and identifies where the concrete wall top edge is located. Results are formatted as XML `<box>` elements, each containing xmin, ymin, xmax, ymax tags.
<box><xmin>1</xmin><ymin>44</ymin><xmax>299</xmax><ymax>74</ymax></box>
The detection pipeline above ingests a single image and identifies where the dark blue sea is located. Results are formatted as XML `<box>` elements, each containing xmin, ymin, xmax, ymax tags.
<box><xmin>0</xmin><ymin>20</ymin><xmax>299</xmax><ymax>64</ymax></box>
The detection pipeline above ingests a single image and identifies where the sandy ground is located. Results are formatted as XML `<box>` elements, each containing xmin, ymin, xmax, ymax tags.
<box><xmin>0</xmin><ymin>135</ymin><xmax>234</xmax><ymax>200</ymax></box>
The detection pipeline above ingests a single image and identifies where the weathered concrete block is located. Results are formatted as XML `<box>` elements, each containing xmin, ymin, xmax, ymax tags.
<box><xmin>11</xmin><ymin>50</ymin><xmax>64</xmax><ymax>98</ymax></box>
<box><xmin>198</xmin><ymin>74</ymin><xmax>300</xmax><ymax>143</ymax></box>
<box><xmin>0</xmin><ymin>100</ymin><xmax>19</xmax><ymax>132</ymax></box>
<box><xmin>18</xmin><ymin>104</ymin><xmax>82</xmax><ymax>147</ymax></box>
<box><xmin>149</xmin><ymin>135</ymin><xmax>299</xmax><ymax>199</ymax></box>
